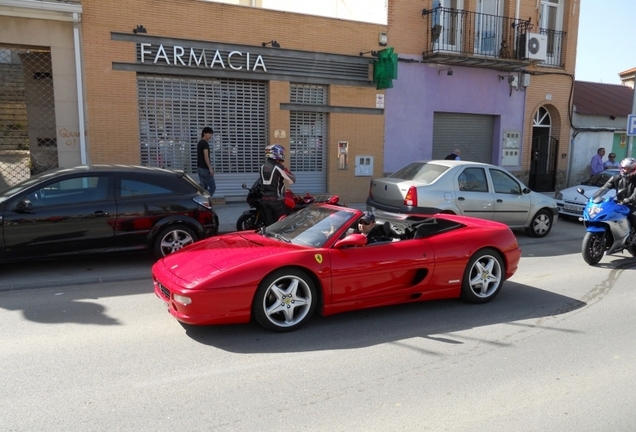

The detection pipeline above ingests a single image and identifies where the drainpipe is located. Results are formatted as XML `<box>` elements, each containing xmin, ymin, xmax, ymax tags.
<box><xmin>629</xmin><ymin>89</ymin><xmax>636</xmax><ymax>158</ymax></box>
<box><xmin>72</xmin><ymin>12</ymin><xmax>87</xmax><ymax>164</ymax></box>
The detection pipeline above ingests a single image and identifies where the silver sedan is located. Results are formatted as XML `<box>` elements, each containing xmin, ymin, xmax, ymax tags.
<box><xmin>366</xmin><ymin>160</ymin><xmax>558</xmax><ymax>237</ymax></box>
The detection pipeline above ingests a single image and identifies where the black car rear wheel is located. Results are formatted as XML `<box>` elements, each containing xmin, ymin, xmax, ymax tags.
<box><xmin>154</xmin><ymin>224</ymin><xmax>197</xmax><ymax>258</ymax></box>
<box><xmin>253</xmin><ymin>268</ymin><xmax>317</xmax><ymax>332</ymax></box>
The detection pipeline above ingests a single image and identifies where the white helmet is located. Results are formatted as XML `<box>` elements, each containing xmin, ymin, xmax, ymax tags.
<box><xmin>619</xmin><ymin>157</ymin><xmax>636</xmax><ymax>178</ymax></box>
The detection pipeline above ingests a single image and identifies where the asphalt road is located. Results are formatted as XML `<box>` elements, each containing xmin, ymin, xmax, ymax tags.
<box><xmin>2</xmin><ymin>218</ymin><xmax>636</xmax><ymax>431</ymax></box>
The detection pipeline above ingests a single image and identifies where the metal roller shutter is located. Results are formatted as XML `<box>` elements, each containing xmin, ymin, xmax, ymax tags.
<box><xmin>432</xmin><ymin>113</ymin><xmax>494</xmax><ymax>164</ymax></box>
<box><xmin>137</xmin><ymin>74</ymin><xmax>267</xmax><ymax>198</ymax></box>
<box><xmin>289</xmin><ymin>84</ymin><xmax>327</xmax><ymax>194</ymax></box>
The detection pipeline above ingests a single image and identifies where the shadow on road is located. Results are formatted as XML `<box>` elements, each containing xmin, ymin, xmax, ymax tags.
<box><xmin>181</xmin><ymin>281</ymin><xmax>587</xmax><ymax>353</ymax></box>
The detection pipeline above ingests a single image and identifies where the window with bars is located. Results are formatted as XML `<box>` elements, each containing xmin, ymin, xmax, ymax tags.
<box><xmin>289</xmin><ymin>84</ymin><xmax>327</xmax><ymax>174</ymax></box>
<box><xmin>137</xmin><ymin>75</ymin><xmax>267</xmax><ymax>175</ymax></box>
<box><xmin>0</xmin><ymin>46</ymin><xmax>59</xmax><ymax>189</ymax></box>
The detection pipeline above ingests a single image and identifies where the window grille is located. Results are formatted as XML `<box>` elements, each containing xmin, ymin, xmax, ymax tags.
<box><xmin>137</xmin><ymin>74</ymin><xmax>267</xmax><ymax>175</ymax></box>
<box><xmin>289</xmin><ymin>84</ymin><xmax>327</xmax><ymax>190</ymax></box>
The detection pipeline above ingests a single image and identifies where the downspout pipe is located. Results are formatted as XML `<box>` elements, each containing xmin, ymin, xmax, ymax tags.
<box><xmin>72</xmin><ymin>12</ymin><xmax>87</xmax><ymax>164</ymax></box>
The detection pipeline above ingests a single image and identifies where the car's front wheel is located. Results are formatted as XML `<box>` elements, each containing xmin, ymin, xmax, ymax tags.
<box><xmin>153</xmin><ymin>224</ymin><xmax>197</xmax><ymax>258</ymax></box>
<box><xmin>253</xmin><ymin>268</ymin><xmax>317</xmax><ymax>332</ymax></box>
<box><xmin>526</xmin><ymin>209</ymin><xmax>553</xmax><ymax>237</ymax></box>
<box><xmin>460</xmin><ymin>248</ymin><xmax>504</xmax><ymax>304</ymax></box>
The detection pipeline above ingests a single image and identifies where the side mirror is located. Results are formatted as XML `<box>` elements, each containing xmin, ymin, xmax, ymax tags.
<box><xmin>12</xmin><ymin>199</ymin><xmax>33</xmax><ymax>213</ymax></box>
<box><xmin>522</xmin><ymin>187</ymin><xmax>531</xmax><ymax>194</ymax></box>
<box><xmin>241</xmin><ymin>183</ymin><xmax>248</xmax><ymax>189</ymax></box>
<box><xmin>333</xmin><ymin>233</ymin><xmax>367</xmax><ymax>249</ymax></box>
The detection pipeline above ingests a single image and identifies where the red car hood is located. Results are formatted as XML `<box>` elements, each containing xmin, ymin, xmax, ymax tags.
<box><xmin>159</xmin><ymin>232</ymin><xmax>295</xmax><ymax>279</ymax></box>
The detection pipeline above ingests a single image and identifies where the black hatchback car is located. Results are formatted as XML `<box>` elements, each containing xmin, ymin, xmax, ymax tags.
<box><xmin>0</xmin><ymin>165</ymin><xmax>218</xmax><ymax>261</ymax></box>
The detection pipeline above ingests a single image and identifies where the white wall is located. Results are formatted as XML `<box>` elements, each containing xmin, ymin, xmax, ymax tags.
<box><xmin>199</xmin><ymin>0</ymin><xmax>388</xmax><ymax>24</ymax></box>
<box><xmin>569</xmin><ymin>130</ymin><xmax>613</xmax><ymax>186</ymax></box>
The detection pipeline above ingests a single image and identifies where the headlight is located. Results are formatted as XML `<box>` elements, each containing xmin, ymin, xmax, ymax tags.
<box><xmin>173</xmin><ymin>294</ymin><xmax>192</xmax><ymax>305</ymax></box>
<box><xmin>588</xmin><ymin>205</ymin><xmax>601</xmax><ymax>217</ymax></box>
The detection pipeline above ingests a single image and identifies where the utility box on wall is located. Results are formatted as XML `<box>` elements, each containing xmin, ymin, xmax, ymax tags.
<box><xmin>502</xmin><ymin>131</ymin><xmax>521</xmax><ymax>166</ymax></box>
<box><xmin>355</xmin><ymin>155</ymin><xmax>374</xmax><ymax>176</ymax></box>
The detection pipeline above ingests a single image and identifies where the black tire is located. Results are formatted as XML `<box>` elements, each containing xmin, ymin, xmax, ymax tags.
<box><xmin>153</xmin><ymin>224</ymin><xmax>197</xmax><ymax>258</ymax></box>
<box><xmin>252</xmin><ymin>268</ymin><xmax>317</xmax><ymax>332</ymax></box>
<box><xmin>526</xmin><ymin>209</ymin><xmax>553</xmax><ymax>238</ymax></box>
<box><xmin>581</xmin><ymin>232</ymin><xmax>605</xmax><ymax>265</ymax></box>
<box><xmin>237</xmin><ymin>212</ymin><xmax>260</xmax><ymax>231</ymax></box>
<box><xmin>460</xmin><ymin>248</ymin><xmax>505</xmax><ymax>304</ymax></box>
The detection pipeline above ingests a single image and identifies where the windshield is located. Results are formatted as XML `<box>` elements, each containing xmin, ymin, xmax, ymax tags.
<box><xmin>263</xmin><ymin>205</ymin><xmax>357</xmax><ymax>248</ymax></box>
<box><xmin>389</xmin><ymin>162</ymin><xmax>449</xmax><ymax>184</ymax></box>
<box><xmin>582</xmin><ymin>170</ymin><xmax>618</xmax><ymax>187</ymax></box>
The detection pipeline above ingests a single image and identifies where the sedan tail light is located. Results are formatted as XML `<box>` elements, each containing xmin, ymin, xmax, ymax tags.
<box><xmin>404</xmin><ymin>186</ymin><xmax>417</xmax><ymax>207</ymax></box>
<box><xmin>193</xmin><ymin>195</ymin><xmax>213</xmax><ymax>210</ymax></box>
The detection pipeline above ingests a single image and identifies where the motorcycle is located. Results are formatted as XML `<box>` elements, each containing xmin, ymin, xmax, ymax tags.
<box><xmin>578</xmin><ymin>187</ymin><xmax>636</xmax><ymax>265</ymax></box>
<box><xmin>236</xmin><ymin>182</ymin><xmax>341</xmax><ymax>231</ymax></box>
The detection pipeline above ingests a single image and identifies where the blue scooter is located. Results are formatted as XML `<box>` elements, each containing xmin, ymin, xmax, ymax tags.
<box><xmin>578</xmin><ymin>187</ymin><xmax>636</xmax><ymax>265</ymax></box>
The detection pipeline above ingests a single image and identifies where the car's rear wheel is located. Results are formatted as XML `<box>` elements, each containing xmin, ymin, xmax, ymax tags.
<box><xmin>253</xmin><ymin>268</ymin><xmax>317</xmax><ymax>332</ymax></box>
<box><xmin>153</xmin><ymin>224</ymin><xmax>197</xmax><ymax>258</ymax></box>
<box><xmin>526</xmin><ymin>209</ymin><xmax>553</xmax><ymax>237</ymax></box>
<box><xmin>460</xmin><ymin>248</ymin><xmax>504</xmax><ymax>304</ymax></box>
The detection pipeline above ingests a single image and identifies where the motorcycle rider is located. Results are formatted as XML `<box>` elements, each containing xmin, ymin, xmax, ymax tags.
<box><xmin>593</xmin><ymin>157</ymin><xmax>636</xmax><ymax>239</ymax></box>
<box><xmin>259</xmin><ymin>144</ymin><xmax>296</xmax><ymax>225</ymax></box>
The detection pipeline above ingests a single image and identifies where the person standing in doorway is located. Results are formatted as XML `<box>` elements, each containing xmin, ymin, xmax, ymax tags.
<box><xmin>197</xmin><ymin>127</ymin><xmax>216</xmax><ymax>197</ymax></box>
<box><xmin>444</xmin><ymin>149</ymin><xmax>461</xmax><ymax>160</ymax></box>
<box><xmin>590</xmin><ymin>147</ymin><xmax>605</xmax><ymax>175</ymax></box>
<box><xmin>603</xmin><ymin>152</ymin><xmax>620</xmax><ymax>169</ymax></box>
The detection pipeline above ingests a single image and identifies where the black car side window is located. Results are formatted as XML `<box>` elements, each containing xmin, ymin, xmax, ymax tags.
<box><xmin>25</xmin><ymin>176</ymin><xmax>108</xmax><ymax>207</ymax></box>
<box><xmin>120</xmin><ymin>179</ymin><xmax>173</xmax><ymax>197</ymax></box>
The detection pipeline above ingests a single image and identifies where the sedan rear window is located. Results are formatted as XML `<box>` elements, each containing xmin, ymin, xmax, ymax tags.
<box><xmin>389</xmin><ymin>162</ymin><xmax>449</xmax><ymax>184</ymax></box>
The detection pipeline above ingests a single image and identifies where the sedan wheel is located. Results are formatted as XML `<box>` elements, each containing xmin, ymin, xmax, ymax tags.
<box><xmin>460</xmin><ymin>248</ymin><xmax>504</xmax><ymax>304</ymax></box>
<box><xmin>154</xmin><ymin>225</ymin><xmax>197</xmax><ymax>258</ymax></box>
<box><xmin>253</xmin><ymin>268</ymin><xmax>317</xmax><ymax>332</ymax></box>
<box><xmin>526</xmin><ymin>209</ymin><xmax>553</xmax><ymax>238</ymax></box>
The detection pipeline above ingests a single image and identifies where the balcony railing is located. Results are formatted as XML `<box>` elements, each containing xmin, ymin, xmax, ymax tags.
<box><xmin>421</xmin><ymin>7</ymin><xmax>553</xmax><ymax>70</ymax></box>
<box><xmin>539</xmin><ymin>28</ymin><xmax>566</xmax><ymax>67</ymax></box>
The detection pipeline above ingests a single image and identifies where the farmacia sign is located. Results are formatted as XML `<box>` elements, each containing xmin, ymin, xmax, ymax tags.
<box><xmin>139</xmin><ymin>43</ymin><xmax>267</xmax><ymax>72</ymax></box>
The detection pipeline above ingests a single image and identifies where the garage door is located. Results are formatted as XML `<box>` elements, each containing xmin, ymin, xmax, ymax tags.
<box><xmin>432</xmin><ymin>113</ymin><xmax>494</xmax><ymax>164</ymax></box>
<box><xmin>137</xmin><ymin>74</ymin><xmax>267</xmax><ymax>198</ymax></box>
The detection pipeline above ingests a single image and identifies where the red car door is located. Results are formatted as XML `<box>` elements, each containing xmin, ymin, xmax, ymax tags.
<box><xmin>328</xmin><ymin>239</ymin><xmax>435</xmax><ymax>304</ymax></box>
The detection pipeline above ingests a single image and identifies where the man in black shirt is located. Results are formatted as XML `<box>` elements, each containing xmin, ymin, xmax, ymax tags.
<box><xmin>196</xmin><ymin>127</ymin><xmax>216</xmax><ymax>197</ymax></box>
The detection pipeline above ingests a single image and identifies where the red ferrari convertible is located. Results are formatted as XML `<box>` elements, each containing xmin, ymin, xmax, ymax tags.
<box><xmin>152</xmin><ymin>204</ymin><xmax>521</xmax><ymax>332</ymax></box>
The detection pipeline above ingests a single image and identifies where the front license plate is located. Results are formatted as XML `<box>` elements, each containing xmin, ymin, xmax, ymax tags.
<box><xmin>563</xmin><ymin>204</ymin><xmax>582</xmax><ymax>213</ymax></box>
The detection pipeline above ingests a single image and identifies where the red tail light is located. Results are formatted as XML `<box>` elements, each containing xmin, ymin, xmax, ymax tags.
<box><xmin>404</xmin><ymin>186</ymin><xmax>417</xmax><ymax>207</ymax></box>
<box><xmin>368</xmin><ymin>181</ymin><xmax>374</xmax><ymax>198</ymax></box>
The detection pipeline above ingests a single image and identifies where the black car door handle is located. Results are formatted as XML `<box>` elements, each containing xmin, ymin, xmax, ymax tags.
<box><xmin>457</xmin><ymin>197</ymin><xmax>465</xmax><ymax>201</ymax></box>
<box><xmin>497</xmin><ymin>199</ymin><xmax>503</xmax><ymax>202</ymax></box>
<box><xmin>94</xmin><ymin>211</ymin><xmax>108</xmax><ymax>216</ymax></box>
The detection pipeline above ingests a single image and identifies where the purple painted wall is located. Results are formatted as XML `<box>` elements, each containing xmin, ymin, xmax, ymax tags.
<box><xmin>384</xmin><ymin>62</ymin><xmax>526</xmax><ymax>173</ymax></box>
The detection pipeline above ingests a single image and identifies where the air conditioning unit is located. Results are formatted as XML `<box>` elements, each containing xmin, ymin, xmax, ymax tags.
<box><xmin>526</xmin><ymin>32</ymin><xmax>547</xmax><ymax>61</ymax></box>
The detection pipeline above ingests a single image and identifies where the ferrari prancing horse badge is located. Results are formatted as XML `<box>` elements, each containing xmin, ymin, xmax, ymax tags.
<box><xmin>314</xmin><ymin>254</ymin><xmax>323</xmax><ymax>264</ymax></box>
